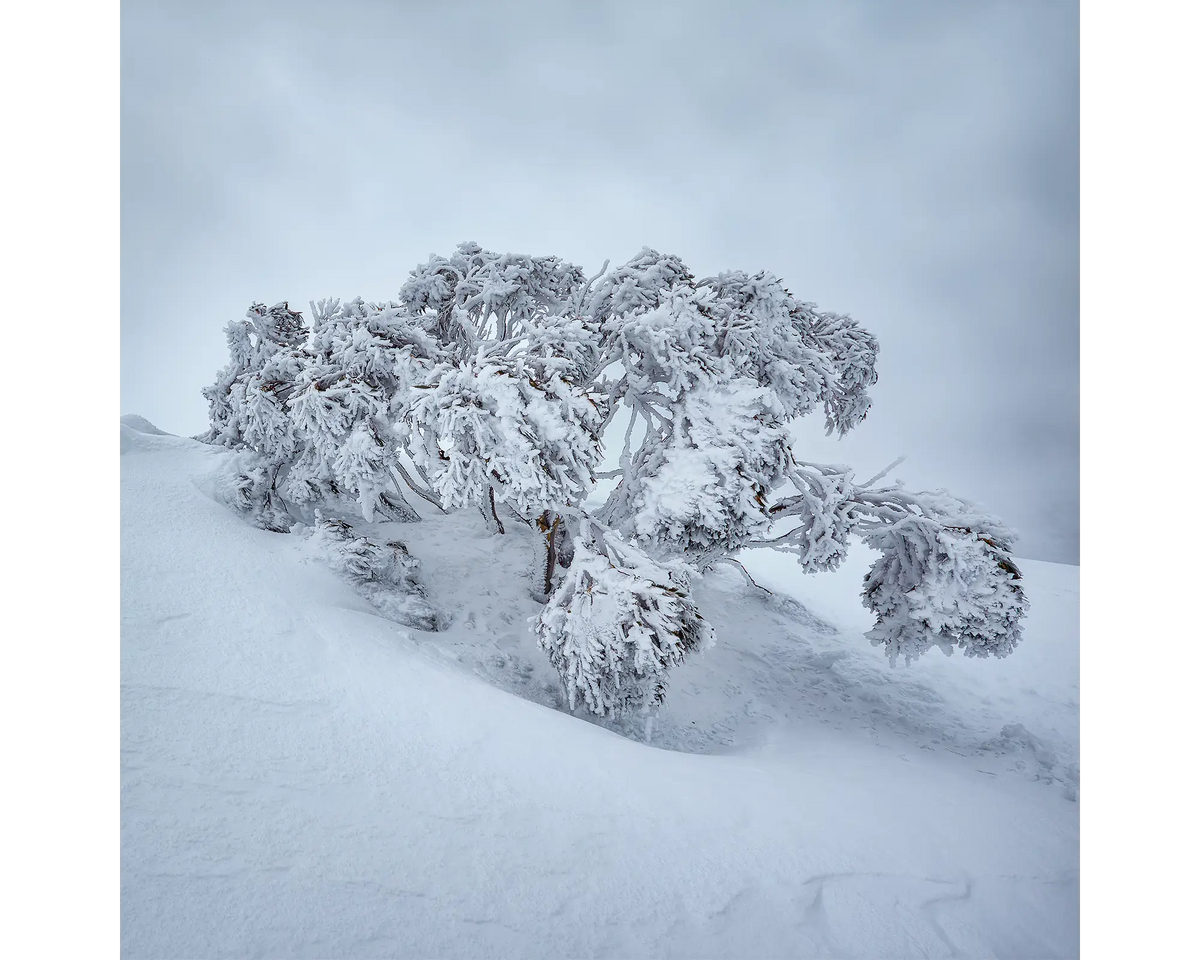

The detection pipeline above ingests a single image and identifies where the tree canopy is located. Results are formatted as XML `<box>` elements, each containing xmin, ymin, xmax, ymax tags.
<box><xmin>201</xmin><ymin>242</ymin><xmax>1028</xmax><ymax>720</ymax></box>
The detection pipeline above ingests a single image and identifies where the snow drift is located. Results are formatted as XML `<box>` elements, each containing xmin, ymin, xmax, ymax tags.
<box><xmin>121</xmin><ymin>416</ymin><xmax>1079</xmax><ymax>958</ymax></box>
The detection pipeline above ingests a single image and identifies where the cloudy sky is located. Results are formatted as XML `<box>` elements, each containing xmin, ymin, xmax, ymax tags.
<box><xmin>121</xmin><ymin>0</ymin><xmax>1079</xmax><ymax>563</ymax></box>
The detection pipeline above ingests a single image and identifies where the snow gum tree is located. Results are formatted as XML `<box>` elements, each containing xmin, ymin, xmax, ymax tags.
<box><xmin>201</xmin><ymin>242</ymin><xmax>1029</xmax><ymax>721</ymax></box>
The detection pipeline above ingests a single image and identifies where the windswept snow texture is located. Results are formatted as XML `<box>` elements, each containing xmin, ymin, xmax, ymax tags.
<box><xmin>120</xmin><ymin>412</ymin><xmax>170</xmax><ymax>435</ymax></box>
<box><xmin>122</xmin><ymin>417</ymin><xmax>1079</xmax><ymax>959</ymax></box>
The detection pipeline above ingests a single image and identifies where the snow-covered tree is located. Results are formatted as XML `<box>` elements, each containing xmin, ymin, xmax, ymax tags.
<box><xmin>199</xmin><ymin>242</ymin><xmax>1028</xmax><ymax>723</ymax></box>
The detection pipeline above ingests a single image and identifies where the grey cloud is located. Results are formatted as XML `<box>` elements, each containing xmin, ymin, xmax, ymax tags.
<box><xmin>121</xmin><ymin>0</ymin><xmax>1078</xmax><ymax>562</ymax></box>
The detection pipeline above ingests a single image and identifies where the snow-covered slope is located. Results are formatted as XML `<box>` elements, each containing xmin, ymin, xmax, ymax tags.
<box><xmin>121</xmin><ymin>417</ymin><xmax>1079</xmax><ymax>959</ymax></box>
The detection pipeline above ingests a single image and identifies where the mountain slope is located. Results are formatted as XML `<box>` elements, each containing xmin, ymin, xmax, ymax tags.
<box><xmin>121</xmin><ymin>417</ymin><xmax>1079</xmax><ymax>959</ymax></box>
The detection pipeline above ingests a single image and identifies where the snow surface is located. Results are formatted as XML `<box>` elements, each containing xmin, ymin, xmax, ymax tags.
<box><xmin>120</xmin><ymin>412</ymin><xmax>171</xmax><ymax>436</ymax></box>
<box><xmin>122</xmin><ymin>417</ymin><xmax>1079</xmax><ymax>958</ymax></box>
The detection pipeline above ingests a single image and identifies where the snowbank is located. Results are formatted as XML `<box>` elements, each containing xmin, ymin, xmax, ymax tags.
<box><xmin>121</xmin><ymin>418</ymin><xmax>1078</xmax><ymax>958</ymax></box>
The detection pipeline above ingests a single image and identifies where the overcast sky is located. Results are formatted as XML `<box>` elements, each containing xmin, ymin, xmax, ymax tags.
<box><xmin>121</xmin><ymin>0</ymin><xmax>1079</xmax><ymax>563</ymax></box>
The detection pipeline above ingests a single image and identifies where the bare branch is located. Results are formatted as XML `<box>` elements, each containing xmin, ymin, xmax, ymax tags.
<box><xmin>389</xmin><ymin>462</ymin><xmax>447</xmax><ymax>514</ymax></box>
<box><xmin>861</xmin><ymin>455</ymin><xmax>907</xmax><ymax>488</ymax></box>
<box><xmin>715</xmin><ymin>558</ymin><xmax>773</xmax><ymax>595</ymax></box>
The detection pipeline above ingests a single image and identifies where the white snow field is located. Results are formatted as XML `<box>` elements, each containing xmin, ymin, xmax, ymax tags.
<box><xmin>121</xmin><ymin>416</ymin><xmax>1079</xmax><ymax>959</ymax></box>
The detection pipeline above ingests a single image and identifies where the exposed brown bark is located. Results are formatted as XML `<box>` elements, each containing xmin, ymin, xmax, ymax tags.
<box><xmin>488</xmin><ymin>486</ymin><xmax>505</xmax><ymax>535</ymax></box>
<box><xmin>538</xmin><ymin>510</ymin><xmax>561</xmax><ymax>596</ymax></box>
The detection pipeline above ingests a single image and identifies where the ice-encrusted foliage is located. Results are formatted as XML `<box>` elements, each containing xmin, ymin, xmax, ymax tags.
<box><xmin>200</xmin><ymin>302</ymin><xmax>311</xmax><ymax>531</ymax></box>
<box><xmin>701</xmin><ymin>271</ymin><xmax>879</xmax><ymax>434</ymax></box>
<box><xmin>230</xmin><ymin>464</ymin><xmax>293</xmax><ymax>534</ymax></box>
<box><xmin>704</xmin><ymin>271</ymin><xmax>829</xmax><ymax>420</ymax></box>
<box><xmin>309</xmin><ymin>517</ymin><xmax>422</xmax><ymax>590</ymax></box>
<box><xmin>241</xmin><ymin>347</ymin><xmax>308</xmax><ymax>464</ymax></box>
<box><xmin>604</xmin><ymin>287</ymin><xmax>724</xmax><ymax>401</ymax></box>
<box><xmin>308</xmin><ymin>517</ymin><xmax>442</xmax><ymax>630</ymax></box>
<box><xmin>288</xmin><ymin>297</ymin><xmax>433</xmax><ymax>521</ymax></box>
<box><xmin>210</xmin><ymin>451</ymin><xmax>295</xmax><ymax>534</ymax></box>
<box><xmin>200</xmin><ymin>241</ymin><xmax>1027</xmax><ymax>722</ymax></box>
<box><xmin>202</xmin><ymin>302</ymin><xmax>308</xmax><ymax>448</ymax></box>
<box><xmin>806</xmin><ymin>310</ymin><xmax>880</xmax><ymax>437</ymax></box>
<box><xmin>534</xmin><ymin>529</ymin><xmax>711</xmax><ymax>719</ymax></box>
<box><xmin>584</xmin><ymin>248</ymin><xmax>693</xmax><ymax>323</ymax></box>
<box><xmin>399</xmin><ymin>242</ymin><xmax>585</xmax><ymax>348</ymax></box>
<box><xmin>621</xmin><ymin>380</ymin><xmax>790</xmax><ymax>560</ymax></box>
<box><xmin>410</xmin><ymin>352</ymin><xmax>604</xmax><ymax>519</ymax></box>
<box><xmin>859</xmin><ymin>509</ymin><xmax>1028</xmax><ymax>666</ymax></box>
<box><xmin>763</xmin><ymin>463</ymin><xmax>858</xmax><ymax>573</ymax></box>
<box><xmin>765</xmin><ymin>474</ymin><xmax>1028</xmax><ymax>665</ymax></box>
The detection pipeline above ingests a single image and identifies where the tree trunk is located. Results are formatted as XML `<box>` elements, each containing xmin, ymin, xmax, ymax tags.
<box><xmin>488</xmin><ymin>486</ymin><xmax>505</xmax><ymax>535</ymax></box>
<box><xmin>538</xmin><ymin>511</ymin><xmax>560</xmax><ymax>596</ymax></box>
